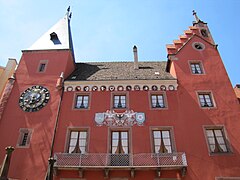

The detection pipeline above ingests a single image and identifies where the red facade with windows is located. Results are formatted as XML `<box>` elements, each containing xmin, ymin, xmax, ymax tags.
<box><xmin>0</xmin><ymin>11</ymin><xmax>240</xmax><ymax>180</ymax></box>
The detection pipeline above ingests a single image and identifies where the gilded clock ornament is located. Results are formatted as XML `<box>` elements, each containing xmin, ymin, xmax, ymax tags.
<box><xmin>19</xmin><ymin>85</ymin><xmax>50</xmax><ymax>112</ymax></box>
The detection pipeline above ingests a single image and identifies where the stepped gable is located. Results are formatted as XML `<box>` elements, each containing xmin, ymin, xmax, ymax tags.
<box><xmin>166</xmin><ymin>26</ymin><xmax>201</xmax><ymax>55</ymax></box>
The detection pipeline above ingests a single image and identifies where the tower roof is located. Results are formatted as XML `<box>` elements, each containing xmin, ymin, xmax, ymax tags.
<box><xmin>27</xmin><ymin>10</ymin><xmax>74</xmax><ymax>51</ymax></box>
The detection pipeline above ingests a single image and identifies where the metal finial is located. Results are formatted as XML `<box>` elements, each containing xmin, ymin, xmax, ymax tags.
<box><xmin>69</xmin><ymin>12</ymin><xmax>72</xmax><ymax>19</ymax></box>
<box><xmin>192</xmin><ymin>10</ymin><xmax>200</xmax><ymax>22</ymax></box>
<box><xmin>67</xmin><ymin>6</ymin><xmax>70</xmax><ymax>12</ymax></box>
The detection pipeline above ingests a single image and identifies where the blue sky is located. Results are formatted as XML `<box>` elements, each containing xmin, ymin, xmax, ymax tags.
<box><xmin>0</xmin><ymin>0</ymin><xmax>239</xmax><ymax>86</ymax></box>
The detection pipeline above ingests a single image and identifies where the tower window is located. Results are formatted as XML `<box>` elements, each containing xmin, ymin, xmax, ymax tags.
<box><xmin>190</xmin><ymin>62</ymin><xmax>204</xmax><ymax>74</ymax></box>
<box><xmin>37</xmin><ymin>60</ymin><xmax>48</xmax><ymax>73</ymax></box>
<box><xmin>50</xmin><ymin>32</ymin><xmax>61</xmax><ymax>45</ymax></box>
<box><xmin>17</xmin><ymin>129</ymin><xmax>32</xmax><ymax>148</ymax></box>
<box><xmin>204</xmin><ymin>127</ymin><xmax>230</xmax><ymax>154</ymax></box>
<box><xmin>198</xmin><ymin>92</ymin><xmax>214</xmax><ymax>108</ymax></box>
<box><xmin>201</xmin><ymin>29</ymin><xmax>208</xmax><ymax>37</ymax></box>
<box><xmin>39</xmin><ymin>63</ymin><xmax>46</xmax><ymax>72</ymax></box>
<box><xmin>192</xmin><ymin>42</ymin><xmax>205</xmax><ymax>51</ymax></box>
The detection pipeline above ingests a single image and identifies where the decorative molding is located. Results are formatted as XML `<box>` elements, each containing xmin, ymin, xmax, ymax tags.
<box><xmin>95</xmin><ymin>110</ymin><xmax>145</xmax><ymax>127</ymax></box>
<box><xmin>64</xmin><ymin>80</ymin><xmax>178</xmax><ymax>92</ymax></box>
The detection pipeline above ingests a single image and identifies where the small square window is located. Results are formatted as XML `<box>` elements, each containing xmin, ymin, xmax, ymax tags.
<box><xmin>113</xmin><ymin>95</ymin><xmax>126</xmax><ymax>109</ymax></box>
<box><xmin>68</xmin><ymin>130</ymin><xmax>88</xmax><ymax>154</ymax></box>
<box><xmin>198</xmin><ymin>93</ymin><xmax>214</xmax><ymax>107</ymax></box>
<box><xmin>190</xmin><ymin>62</ymin><xmax>204</xmax><ymax>74</ymax></box>
<box><xmin>204</xmin><ymin>127</ymin><xmax>230</xmax><ymax>154</ymax></box>
<box><xmin>17</xmin><ymin>129</ymin><xmax>32</xmax><ymax>147</ymax></box>
<box><xmin>151</xmin><ymin>94</ymin><xmax>166</xmax><ymax>108</ymax></box>
<box><xmin>75</xmin><ymin>95</ymin><xmax>89</xmax><ymax>109</ymax></box>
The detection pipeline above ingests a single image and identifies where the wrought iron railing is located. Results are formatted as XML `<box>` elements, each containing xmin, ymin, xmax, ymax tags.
<box><xmin>54</xmin><ymin>152</ymin><xmax>187</xmax><ymax>168</ymax></box>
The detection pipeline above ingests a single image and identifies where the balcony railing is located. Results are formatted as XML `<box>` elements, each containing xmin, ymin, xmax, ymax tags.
<box><xmin>54</xmin><ymin>152</ymin><xmax>187</xmax><ymax>169</ymax></box>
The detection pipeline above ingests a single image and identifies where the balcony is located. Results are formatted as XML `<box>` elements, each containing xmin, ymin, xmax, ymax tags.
<box><xmin>54</xmin><ymin>152</ymin><xmax>187</xmax><ymax>169</ymax></box>
<box><xmin>54</xmin><ymin>153</ymin><xmax>187</xmax><ymax>178</ymax></box>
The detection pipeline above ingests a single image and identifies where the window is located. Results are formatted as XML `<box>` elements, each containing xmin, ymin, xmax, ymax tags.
<box><xmin>151</xmin><ymin>94</ymin><xmax>166</xmax><ymax>108</ymax></box>
<box><xmin>75</xmin><ymin>95</ymin><xmax>89</xmax><ymax>109</ymax></box>
<box><xmin>17</xmin><ymin>129</ymin><xmax>32</xmax><ymax>147</ymax></box>
<box><xmin>205</xmin><ymin>128</ymin><xmax>230</xmax><ymax>154</ymax></box>
<box><xmin>190</xmin><ymin>62</ymin><xmax>203</xmax><ymax>74</ymax></box>
<box><xmin>113</xmin><ymin>95</ymin><xmax>126</xmax><ymax>109</ymax></box>
<box><xmin>192</xmin><ymin>42</ymin><xmax>205</xmax><ymax>51</ymax></box>
<box><xmin>198</xmin><ymin>93</ymin><xmax>214</xmax><ymax>107</ymax></box>
<box><xmin>153</xmin><ymin>130</ymin><xmax>173</xmax><ymax>153</ymax></box>
<box><xmin>68</xmin><ymin>130</ymin><xmax>87</xmax><ymax>154</ymax></box>
<box><xmin>37</xmin><ymin>60</ymin><xmax>48</xmax><ymax>73</ymax></box>
<box><xmin>39</xmin><ymin>63</ymin><xmax>46</xmax><ymax>72</ymax></box>
<box><xmin>111</xmin><ymin>131</ymin><xmax>129</xmax><ymax>154</ymax></box>
<box><xmin>201</xmin><ymin>29</ymin><xmax>208</xmax><ymax>37</ymax></box>
<box><xmin>110</xmin><ymin>131</ymin><xmax>129</xmax><ymax>166</ymax></box>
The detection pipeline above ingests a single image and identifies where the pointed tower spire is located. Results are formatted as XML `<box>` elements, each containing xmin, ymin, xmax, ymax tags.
<box><xmin>192</xmin><ymin>10</ymin><xmax>200</xmax><ymax>22</ymax></box>
<box><xmin>27</xmin><ymin>8</ymin><xmax>74</xmax><ymax>56</ymax></box>
<box><xmin>192</xmin><ymin>10</ymin><xmax>206</xmax><ymax>25</ymax></box>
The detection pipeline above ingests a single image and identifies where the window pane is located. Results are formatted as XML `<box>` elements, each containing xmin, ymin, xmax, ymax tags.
<box><xmin>165</xmin><ymin>145</ymin><xmax>172</xmax><ymax>153</ymax></box>
<box><xmin>123</xmin><ymin>146</ymin><xmax>128</xmax><ymax>154</ymax></box>
<box><xmin>206</xmin><ymin>130</ymin><xmax>214</xmax><ymax>137</ymax></box>
<box><xmin>154</xmin><ymin>139</ymin><xmax>161</xmax><ymax>146</ymax></box>
<box><xmin>121</xmin><ymin>132</ymin><xmax>128</xmax><ymax>139</ymax></box>
<box><xmin>80</xmin><ymin>132</ymin><xmax>87</xmax><ymax>138</ymax></box>
<box><xmin>112</xmin><ymin>147</ymin><xmax>117</xmax><ymax>154</ymax></box>
<box><xmin>79</xmin><ymin>140</ymin><xmax>86</xmax><ymax>146</ymax></box>
<box><xmin>214</xmin><ymin>130</ymin><xmax>223</xmax><ymax>137</ymax></box>
<box><xmin>112</xmin><ymin>140</ymin><xmax>118</xmax><ymax>146</ymax></box>
<box><xmin>153</xmin><ymin>131</ymin><xmax>161</xmax><ymax>138</ymax></box>
<box><xmin>70</xmin><ymin>139</ymin><xmax>77</xmax><ymax>146</ymax></box>
<box><xmin>207</xmin><ymin>137</ymin><xmax>215</xmax><ymax>145</ymax></box>
<box><xmin>122</xmin><ymin>140</ymin><xmax>128</xmax><ymax>146</ymax></box>
<box><xmin>71</xmin><ymin>131</ymin><xmax>78</xmax><ymax>138</ymax></box>
<box><xmin>163</xmin><ymin>139</ymin><xmax>171</xmax><ymax>146</ymax></box>
<box><xmin>220</xmin><ymin>144</ymin><xmax>228</xmax><ymax>152</ymax></box>
<box><xmin>216</xmin><ymin>137</ymin><xmax>225</xmax><ymax>144</ymax></box>
<box><xmin>112</xmin><ymin>132</ymin><xmax>119</xmax><ymax>139</ymax></box>
<box><xmin>209</xmin><ymin>145</ymin><xmax>215</xmax><ymax>152</ymax></box>
<box><xmin>162</xmin><ymin>131</ymin><xmax>170</xmax><ymax>138</ymax></box>
<box><xmin>155</xmin><ymin>146</ymin><xmax>160</xmax><ymax>153</ymax></box>
<box><xmin>80</xmin><ymin>147</ymin><xmax>86</xmax><ymax>154</ymax></box>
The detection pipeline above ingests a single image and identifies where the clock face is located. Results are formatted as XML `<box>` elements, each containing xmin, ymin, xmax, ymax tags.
<box><xmin>19</xmin><ymin>85</ymin><xmax>50</xmax><ymax>112</ymax></box>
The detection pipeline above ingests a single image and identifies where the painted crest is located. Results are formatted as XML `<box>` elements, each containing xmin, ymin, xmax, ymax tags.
<box><xmin>136</xmin><ymin>113</ymin><xmax>145</xmax><ymax>125</ymax></box>
<box><xmin>94</xmin><ymin>110</ymin><xmax>145</xmax><ymax>127</ymax></box>
<box><xmin>95</xmin><ymin>113</ymin><xmax>105</xmax><ymax>125</ymax></box>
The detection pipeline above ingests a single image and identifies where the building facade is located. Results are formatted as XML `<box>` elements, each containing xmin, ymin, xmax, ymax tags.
<box><xmin>0</xmin><ymin>58</ymin><xmax>17</xmax><ymax>96</ymax></box>
<box><xmin>0</xmin><ymin>10</ymin><xmax>240</xmax><ymax>180</ymax></box>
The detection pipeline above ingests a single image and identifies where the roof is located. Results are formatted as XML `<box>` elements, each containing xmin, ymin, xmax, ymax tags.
<box><xmin>27</xmin><ymin>13</ymin><xmax>74</xmax><ymax>51</ymax></box>
<box><xmin>66</xmin><ymin>61</ymin><xmax>175</xmax><ymax>81</ymax></box>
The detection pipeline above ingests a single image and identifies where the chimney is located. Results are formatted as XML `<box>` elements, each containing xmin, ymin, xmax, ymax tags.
<box><xmin>133</xmin><ymin>45</ymin><xmax>139</xmax><ymax>70</ymax></box>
